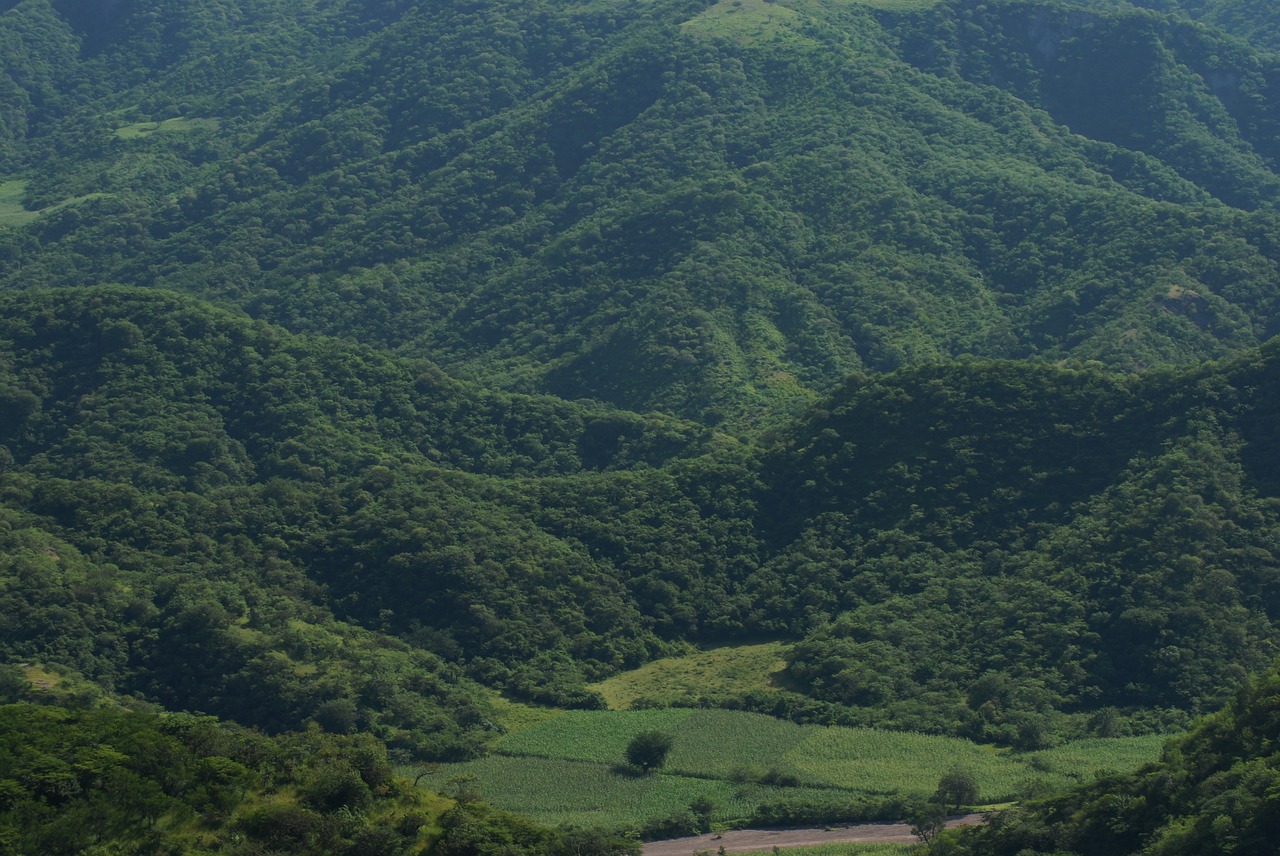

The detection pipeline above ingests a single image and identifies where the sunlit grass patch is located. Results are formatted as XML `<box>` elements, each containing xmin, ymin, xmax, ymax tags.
<box><xmin>787</xmin><ymin>727</ymin><xmax>1026</xmax><ymax>798</ymax></box>
<box><xmin>489</xmin><ymin>694</ymin><xmax>566</xmax><ymax>736</ymax></box>
<box><xmin>682</xmin><ymin>0</ymin><xmax>804</xmax><ymax>44</ymax></box>
<box><xmin>852</xmin><ymin>0</ymin><xmax>941</xmax><ymax>10</ymax></box>
<box><xmin>771</xmin><ymin>845</ymin><xmax>913</xmax><ymax>856</ymax></box>
<box><xmin>0</xmin><ymin>180</ymin><xmax>37</xmax><ymax>227</ymax></box>
<box><xmin>497</xmin><ymin>709</ymin><xmax>694</xmax><ymax>763</ymax></box>
<box><xmin>414</xmin><ymin>754</ymin><xmax>862</xmax><ymax>829</ymax></box>
<box><xmin>115</xmin><ymin>117</ymin><xmax>220</xmax><ymax>140</ymax></box>
<box><xmin>1023</xmin><ymin>734</ymin><xmax>1169</xmax><ymax>778</ymax></box>
<box><xmin>591</xmin><ymin>642</ymin><xmax>791</xmax><ymax>709</ymax></box>
<box><xmin>0</xmin><ymin>178</ymin><xmax>111</xmax><ymax>227</ymax></box>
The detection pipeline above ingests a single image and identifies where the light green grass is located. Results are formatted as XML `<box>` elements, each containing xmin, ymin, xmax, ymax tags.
<box><xmin>772</xmin><ymin>846</ymin><xmax>912</xmax><ymax>856</ymax></box>
<box><xmin>489</xmin><ymin>694</ymin><xmax>567</xmax><ymax>737</ymax></box>
<box><xmin>0</xmin><ymin>179</ymin><xmax>107</xmax><ymax>227</ymax></box>
<box><xmin>415</xmin><ymin>755</ymin><xmax>859</xmax><ymax>829</ymax></box>
<box><xmin>787</xmin><ymin>726</ymin><xmax>1027</xmax><ymax>797</ymax></box>
<box><xmin>852</xmin><ymin>0</ymin><xmax>940</xmax><ymax>10</ymax></box>
<box><xmin>0</xmin><ymin>180</ymin><xmax>37</xmax><ymax>227</ymax></box>
<box><xmin>498</xmin><ymin>709</ymin><xmax>695</xmax><ymax>763</ymax></box>
<box><xmin>682</xmin><ymin>0</ymin><xmax>805</xmax><ymax>44</ymax></box>
<box><xmin>494</xmin><ymin>709</ymin><xmax>1169</xmax><ymax>806</ymax></box>
<box><xmin>591</xmin><ymin>642</ymin><xmax>790</xmax><ymax>710</ymax></box>
<box><xmin>1023</xmin><ymin>734</ymin><xmax>1168</xmax><ymax>778</ymax></box>
<box><xmin>114</xmin><ymin>117</ymin><xmax>220</xmax><ymax>140</ymax></box>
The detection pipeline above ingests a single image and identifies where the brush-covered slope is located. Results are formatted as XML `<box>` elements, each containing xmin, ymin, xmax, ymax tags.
<box><xmin>0</xmin><ymin>688</ymin><xmax>636</xmax><ymax>856</ymax></box>
<box><xmin>5</xmin><ymin>0</ymin><xmax>1280</xmax><ymax>424</ymax></box>
<box><xmin>939</xmin><ymin>661</ymin><xmax>1280</xmax><ymax>855</ymax></box>
<box><xmin>3</xmin><ymin>287</ymin><xmax>1279</xmax><ymax>749</ymax></box>
<box><xmin>1125</xmin><ymin>0</ymin><xmax>1280</xmax><ymax>49</ymax></box>
<box><xmin>757</xmin><ymin>346</ymin><xmax>1280</xmax><ymax>743</ymax></box>
<box><xmin>0</xmin><ymin>286</ymin><xmax>721</xmax><ymax>757</ymax></box>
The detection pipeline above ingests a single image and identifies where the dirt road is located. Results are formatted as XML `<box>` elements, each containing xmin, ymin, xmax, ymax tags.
<box><xmin>641</xmin><ymin>814</ymin><xmax>987</xmax><ymax>856</ymax></box>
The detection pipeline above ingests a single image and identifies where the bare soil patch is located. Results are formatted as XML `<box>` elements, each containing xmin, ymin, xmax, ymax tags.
<box><xmin>642</xmin><ymin>814</ymin><xmax>987</xmax><ymax>856</ymax></box>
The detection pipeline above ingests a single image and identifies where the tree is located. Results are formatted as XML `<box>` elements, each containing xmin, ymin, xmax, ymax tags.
<box><xmin>908</xmin><ymin>802</ymin><xmax>946</xmax><ymax>847</ymax></box>
<box><xmin>625</xmin><ymin>731</ymin><xmax>673</xmax><ymax>773</ymax></box>
<box><xmin>934</xmin><ymin>768</ymin><xmax>979</xmax><ymax>811</ymax></box>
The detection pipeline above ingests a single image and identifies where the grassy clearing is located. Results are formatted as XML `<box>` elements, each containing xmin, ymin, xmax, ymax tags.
<box><xmin>19</xmin><ymin>662</ymin><xmax>63</xmax><ymax>691</ymax></box>
<box><xmin>489</xmin><ymin>694</ymin><xmax>567</xmax><ymax>736</ymax></box>
<box><xmin>0</xmin><ymin>180</ymin><xmax>37</xmax><ymax>227</ymax></box>
<box><xmin>787</xmin><ymin>726</ymin><xmax>1030</xmax><ymax>797</ymax></box>
<box><xmin>852</xmin><ymin>0</ymin><xmax>940</xmax><ymax>10</ymax></box>
<box><xmin>498</xmin><ymin>709</ymin><xmax>694</xmax><ymax>763</ymax></box>
<box><xmin>415</xmin><ymin>707</ymin><xmax>1170</xmax><ymax>829</ymax></box>
<box><xmin>682</xmin><ymin>0</ymin><xmax>805</xmax><ymax>44</ymax></box>
<box><xmin>1023</xmin><ymin>734</ymin><xmax>1168</xmax><ymax>777</ymax></box>
<box><xmin>114</xmin><ymin>117</ymin><xmax>220</xmax><ymax>140</ymax></box>
<box><xmin>591</xmin><ymin>642</ymin><xmax>790</xmax><ymax>710</ymax></box>
<box><xmin>415</xmin><ymin>755</ymin><xmax>858</xmax><ymax>829</ymax></box>
<box><xmin>0</xmin><ymin>179</ymin><xmax>110</xmax><ymax>227</ymax></box>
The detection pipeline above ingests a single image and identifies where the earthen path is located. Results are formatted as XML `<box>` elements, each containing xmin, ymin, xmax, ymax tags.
<box><xmin>642</xmin><ymin>814</ymin><xmax>987</xmax><ymax>856</ymax></box>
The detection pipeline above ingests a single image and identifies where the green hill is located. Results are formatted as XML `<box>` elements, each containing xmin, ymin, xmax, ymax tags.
<box><xmin>3</xmin><ymin>287</ymin><xmax>1278</xmax><ymax>747</ymax></box>
<box><xmin>939</xmin><ymin>661</ymin><xmax>1280</xmax><ymax>855</ymax></box>
<box><xmin>6</xmin><ymin>0</ymin><xmax>1280</xmax><ymax>423</ymax></box>
<box><xmin>4</xmin><ymin>0</ymin><xmax>1280</xmax><ymax>848</ymax></box>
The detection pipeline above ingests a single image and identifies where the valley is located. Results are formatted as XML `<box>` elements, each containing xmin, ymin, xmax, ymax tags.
<box><xmin>2</xmin><ymin>0</ymin><xmax>1280</xmax><ymax>854</ymax></box>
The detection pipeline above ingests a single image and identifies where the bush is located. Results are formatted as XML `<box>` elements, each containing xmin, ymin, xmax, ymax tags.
<box><xmin>625</xmin><ymin>731</ymin><xmax>673</xmax><ymax>773</ymax></box>
<box><xmin>300</xmin><ymin>763</ymin><xmax>373</xmax><ymax>812</ymax></box>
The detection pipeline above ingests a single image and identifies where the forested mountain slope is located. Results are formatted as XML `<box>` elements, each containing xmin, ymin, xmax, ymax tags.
<box><xmin>4</xmin><ymin>0</ymin><xmax>1280</xmax><ymax>845</ymax></box>
<box><xmin>939</xmin><ymin>661</ymin><xmax>1280</xmax><ymax>855</ymax></box>
<box><xmin>1125</xmin><ymin>0</ymin><xmax>1280</xmax><ymax>49</ymax></box>
<box><xmin>2</xmin><ymin>288</ymin><xmax>1278</xmax><ymax>751</ymax></box>
<box><xmin>5</xmin><ymin>0</ymin><xmax>1280</xmax><ymax>423</ymax></box>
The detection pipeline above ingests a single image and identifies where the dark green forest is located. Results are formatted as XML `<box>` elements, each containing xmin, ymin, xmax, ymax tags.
<box><xmin>4</xmin><ymin>0</ymin><xmax>1280</xmax><ymax>853</ymax></box>
<box><xmin>934</xmin><ymin>660</ymin><xmax>1280</xmax><ymax>855</ymax></box>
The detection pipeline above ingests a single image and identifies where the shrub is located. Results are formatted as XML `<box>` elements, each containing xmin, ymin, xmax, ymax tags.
<box><xmin>625</xmin><ymin>731</ymin><xmax>673</xmax><ymax>773</ymax></box>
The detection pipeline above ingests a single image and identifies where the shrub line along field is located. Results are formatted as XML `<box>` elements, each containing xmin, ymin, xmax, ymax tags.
<box><xmin>416</xmin><ymin>708</ymin><xmax>1168</xmax><ymax>830</ymax></box>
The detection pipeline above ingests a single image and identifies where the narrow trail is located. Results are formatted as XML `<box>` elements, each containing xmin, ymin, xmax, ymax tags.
<box><xmin>641</xmin><ymin>814</ymin><xmax>988</xmax><ymax>856</ymax></box>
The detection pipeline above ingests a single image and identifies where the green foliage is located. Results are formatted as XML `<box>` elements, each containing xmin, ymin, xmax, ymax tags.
<box><xmin>3</xmin><ymin>286</ymin><xmax>1280</xmax><ymax>754</ymax></box>
<box><xmin>625</xmin><ymin>730</ymin><xmax>675</xmax><ymax>772</ymax></box>
<box><xmin>0</xmin><ymin>702</ymin><xmax>436</xmax><ymax>855</ymax></box>
<box><xmin>428</xmin><ymin>708</ymin><xmax>1163</xmax><ymax>828</ymax></box>
<box><xmin>938</xmin><ymin>662</ymin><xmax>1280</xmax><ymax>855</ymax></box>
<box><xmin>590</xmin><ymin>642</ymin><xmax>790</xmax><ymax>710</ymax></box>
<box><xmin>934</xmin><ymin>769</ymin><xmax>980</xmax><ymax>811</ymax></box>
<box><xmin>6</xmin><ymin>0</ymin><xmax>1280</xmax><ymax>423</ymax></box>
<box><xmin>5</xmin><ymin>0</ymin><xmax>1280</xmax><ymax>843</ymax></box>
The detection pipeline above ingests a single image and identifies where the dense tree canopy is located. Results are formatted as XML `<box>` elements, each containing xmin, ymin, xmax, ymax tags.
<box><xmin>938</xmin><ymin>661</ymin><xmax>1280</xmax><ymax>855</ymax></box>
<box><xmin>4</xmin><ymin>0</ymin><xmax>1280</xmax><ymax>847</ymax></box>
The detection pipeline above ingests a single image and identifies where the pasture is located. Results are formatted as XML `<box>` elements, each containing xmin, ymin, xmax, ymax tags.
<box><xmin>422</xmin><ymin>708</ymin><xmax>1169</xmax><ymax>829</ymax></box>
<box><xmin>590</xmin><ymin>642</ymin><xmax>790</xmax><ymax>710</ymax></box>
